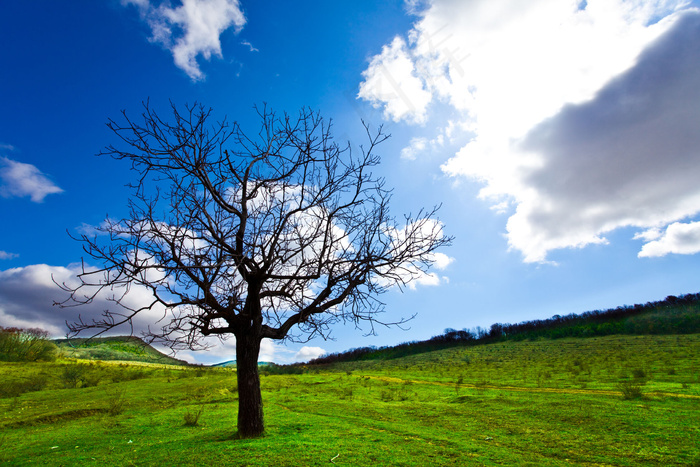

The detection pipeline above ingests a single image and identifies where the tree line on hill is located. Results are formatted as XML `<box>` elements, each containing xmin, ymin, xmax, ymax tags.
<box><xmin>306</xmin><ymin>293</ymin><xmax>700</xmax><ymax>365</ymax></box>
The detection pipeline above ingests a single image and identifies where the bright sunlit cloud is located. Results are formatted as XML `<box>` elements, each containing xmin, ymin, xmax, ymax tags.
<box><xmin>294</xmin><ymin>346</ymin><xmax>326</xmax><ymax>362</ymax></box>
<box><xmin>638</xmin><ymin>221</ymin><xmax>700</xmax><ymax>257</ymax></box>
<box><xmin>359</xmin><ymin>37</ymin><xmax>432</xmax><ymax>124</ymax></box>
<box><xmin>360</xmin><ymin>0</ymin><xmax>700</xmax><ymax>263</ymax></box>
<box><xmin>123</xmin><ymin>0</ymin><xmax>246</xmax><ymax>81</ymax></box>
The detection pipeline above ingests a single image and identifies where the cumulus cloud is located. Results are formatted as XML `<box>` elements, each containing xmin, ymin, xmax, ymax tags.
<box><xmin>360</xmin><ymin>0</ymin><xmax>700</xmax><ymax>262</ymax></box>
<box><xmin>432</xmin><ymin>252</ymin><xmax>454</xmax><ymax>270</ymax></box>
<box><xmin>376</xmin><ymin>218</ymin><xmax>454</xmax><ymax>289</ymax></box>
<box><xmin>0</xmin><ymin>264</ymin><xmax>87</xmax><ymax>335</ymax></box>
<box><xmin>294</xmin><ymin>346</ymin><xmax>326</xmax><ymax>362</ymax></box>
<box><xmin>505</xmin><ymin>12</ymin><xmax>700</xmax><ymax>262</ymax></box>
<box><xmin>0</xmin><ymin>157</ymin><xmax>63</xmax><ymax>202</ymax></box>
<box><xmin>0</xmin><ymin>263</ymin><xmax>337</xmax><ymax>364</ymax></box>
<box><xmin>638</xmin><ymin>221</ymin><xmax>700</xmax><ymax>257</ymax></box>
<box><xmin>0</xmin><ymin>263</ymin><xmax>300</xmax><ymax>364</ymax></box>
<box><xmin>124</xmin><ymin>0</ymin><xmax>246</xmax><ymax>81</ymax></box>
<box><xmin>0</xmin><ymin>264</ymin><xmax>172</xmax><ymax>337</ymax></box>
<box><xmin>358</xmin><ymin>37</ymin><xmax>432</xmax><ymax>124</ymax></box>
<box><xmin>400</xmin><ymin>137</ymin><xmax>428</xmax><ymax>160</ymax></box>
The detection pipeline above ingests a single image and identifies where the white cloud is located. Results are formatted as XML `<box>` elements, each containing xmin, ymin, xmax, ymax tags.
<box><xmin>0</xmin><ymin>264</ymin><xmax>173</xmax><ymax>337</ymax></box>
<box><xmin>124</xmin><ymin>0</ymin><xmax>246</xmax><ymax>81</ymax></box>
<box><xmin>0</xmin><ymin>157</ymin><xmax>63</xmax><ymax>202</ymax></box>
<box><xmin>400</xmin><ymin>128</ymin><xmax>458</xmax><ymax>161</ymax></box>
<box><xmin>76</xmin><ymin>222</ymin><xmax>109</xmax><ymax>237</ymax></box>
<box><xmin>0</xmin><ymin>263</ymin><xmax>260</xmax><ymax>363</ymax></box>
<box><xmin>432</xmin><ymin>252</ymin><xmax>454</xmax><ymax>269</ymax></box>
<box><xmin>294</xmin><ymin>346</ymin><xmax>326</xmax><ymax>362</ymax></box>
<box><xmin>0</xmin><ymin>264</ymin><xmax>89</xmax><ymax>336</ymax></box>
<box><xmin>638</xmin><ymin>221</ymin><xmax>700</xmax><ymax>257</ymax></box>
<box><xmin>358</xmin><ymin>37</ymin><xmax>432</xmax><ymax>124</ymax></box>
<box><xmin>503</xmin><ymin>12</ymin><xmax>700</xmax><ymax>262</ymax></box>
<box><xmin>377</xmin><ymin>218</ymin><xmax>454</xmax><ymax>289</ymax></box>
<box><xmin>360</xmin><ymin>0</ymin><xmax>700</xmax><ymax>263</ymax></box>
<box><xmin>400</xmin><ymin>137</ymin><xmax>428</xmax><ymax>160</ymax></box>
<box><xmin>0</xmin><ymin>251</ymin><xmax>19</xmax><ymax>260</ymax></box>
<box><xmin>633</xmin><ymin>228</ymin><xmax>663</xmax><ymax>242</ymax></box>
<box><xmin>409</xmin><ymin>271</ymin><xmax>440</xmax><ymax>289</ymax></box>
<box><xmin>404</xmin><ymin>0</ymin><xmax>430</xmax><ymax>16</ymax></box>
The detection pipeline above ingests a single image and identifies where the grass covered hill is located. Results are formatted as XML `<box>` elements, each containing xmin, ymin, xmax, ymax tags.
<box><xmin>308</xmin><ymin>292</ymin><xmax>700</xmax><ymax>365</ymax></box>
<box><xmin>53</xmin><ymin>336</ymin><xmax>189</xmax><ymax>366</ymax></box>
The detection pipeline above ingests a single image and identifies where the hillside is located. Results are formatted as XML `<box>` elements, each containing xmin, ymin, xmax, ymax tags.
<box><xmin>53</xmin><ymin>336</ymin><xmax>189</xmax><ymax>366</ymax></box>
<box><xmin>309</xmin><ymin>292</ymin><xmax>700</xmax><ymax>365</ymax></box>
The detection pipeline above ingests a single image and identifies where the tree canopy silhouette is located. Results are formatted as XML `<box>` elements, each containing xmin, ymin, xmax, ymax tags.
<box><xmin>58</xmin><ymin>102</ymin><xmax>451</xmax><ymax>437</ymax></box>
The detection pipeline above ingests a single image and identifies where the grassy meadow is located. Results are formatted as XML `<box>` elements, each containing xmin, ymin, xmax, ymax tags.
<box><xmin>1</xmin><ymin>334</ymin><xmax>698</xmax><ymax>466</ymax></box>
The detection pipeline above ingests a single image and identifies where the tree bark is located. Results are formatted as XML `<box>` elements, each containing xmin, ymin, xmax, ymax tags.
<box><xmin>236</xmin><ymin>332</ymin><xmax>264</xmax><ymax>438</ymax></box>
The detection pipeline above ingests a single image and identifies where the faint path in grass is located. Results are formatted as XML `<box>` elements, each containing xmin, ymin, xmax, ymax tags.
<box><xmin>365</xmin><ymin>375</ymin><xmax>700</xmax><ymax>400</ymax></box>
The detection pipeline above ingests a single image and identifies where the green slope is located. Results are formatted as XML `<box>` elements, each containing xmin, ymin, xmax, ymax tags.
<box><xmin>53</xmin><ymin>336</ymin><xmax>189</xmax><ymax>366</ymax></box>
<box><xmin>310</xmin><ymin>292</ymin><xmax>700</xmax><ymax>365</ymax></box>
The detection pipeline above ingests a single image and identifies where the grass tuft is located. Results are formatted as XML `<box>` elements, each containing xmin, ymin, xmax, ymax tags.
<box><xmin>183</xmin><ymin>406</ymin><xmax>204</xmax><ymax>427</ymax></box>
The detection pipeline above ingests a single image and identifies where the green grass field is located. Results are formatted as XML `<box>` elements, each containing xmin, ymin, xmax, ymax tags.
<box><xmin>1</xmin><ymin>334</ymin><xmax>698</xmax><ymax>466</ymax></box>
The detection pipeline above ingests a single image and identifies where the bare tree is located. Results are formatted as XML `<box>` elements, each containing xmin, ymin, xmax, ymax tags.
<box><xmin>57</xmin><ymin>102</ymin><xmax>451</xmax><ymax>437</ymax></box>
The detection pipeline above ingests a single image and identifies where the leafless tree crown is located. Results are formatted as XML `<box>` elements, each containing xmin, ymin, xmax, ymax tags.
<box><xmin>58</xmin><ymin>103</ymin><xmax>451</xmax><ymax>351</ymax></box>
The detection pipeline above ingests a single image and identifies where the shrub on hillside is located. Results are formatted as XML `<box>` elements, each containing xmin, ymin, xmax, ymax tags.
<box><xmin>0</xmin><ymin>327</ymin><xmax>57</xmax><ymax>362</ymax></box>
<box><xmin>617</xmin><ymin>379</ymin><xmax>645</xmax><ymax>400</ymax></box>
<box><xmin>261</xmin><ymin>363</ymin><xmax>305</xmax><ymax>375</ymax></box>
<box><xmin>0</xmin><ymin>374</ymin><xmax>50</xmax><ymax>398</ymax></box>
<box><xmin>109</xmin><ymin>366</ymin><xmax>148</xmax><ymax>383</ymax></box>
<box><xmin>61</xmin><ymin>364</ymin><xmax>90</xmax><ymax>388</ymax></box>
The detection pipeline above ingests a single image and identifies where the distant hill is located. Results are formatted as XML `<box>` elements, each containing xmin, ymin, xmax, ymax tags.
<box><xmin>53</xmin><ymin>336</ymin><xmax>189</xmax><ymax>366</ymax></box>
<box><xmin>308</xmin><ymin>292</ymin><xmax>700</xmax><ymax>365</ymax></box>
<box><xmin>211</xmin><ymin>360</ymin><xmax>236</xmax><ymax>367</ymax></box>
<box><xmin>211</xmin><ymin>360</ymin><xmax>272</xmax><ymax>368</ymax></box>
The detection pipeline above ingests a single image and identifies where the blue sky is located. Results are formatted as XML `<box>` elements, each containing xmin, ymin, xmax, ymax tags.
<box><xmin>1</xmin><ymin>0</ymin><xmax>700</xmax><ymax>364</ymax></box>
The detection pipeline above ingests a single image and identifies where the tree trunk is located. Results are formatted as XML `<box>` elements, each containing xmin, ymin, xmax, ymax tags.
<box><xmin>236</xmin><ymin>332</ymin><xmax>264</xmax><ymax>438</ymax></box>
